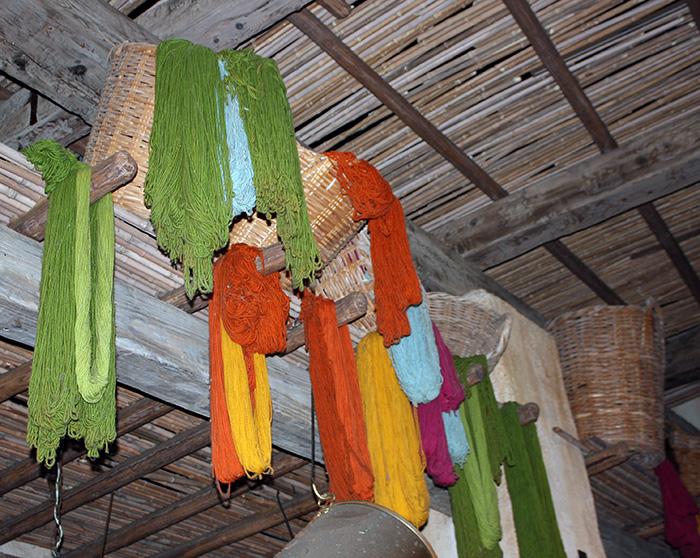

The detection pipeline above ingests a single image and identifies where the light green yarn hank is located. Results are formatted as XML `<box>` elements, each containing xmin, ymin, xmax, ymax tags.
<box><xmin>219</xmin><ymin>49</ymin><xmax>321</xmax><ymax>289</ymax></box>
<box><xmin>144</xmin><ymin>39</ymin><xmax>234</xmax><ymax>297</ymax></box>
<box><xmin>453</xmin><ymin>355</ymin><xmax>503</xmax><ymax>551</ymax></box>
<box><xmin>500</xmin><ymin>402</ymin><xmax>566</xmax><ymax>558</ymax></box>
<box><xmin>23</xmin><ymin>139</ymin><xmax>116</xmax><ymax>467</ymax></box>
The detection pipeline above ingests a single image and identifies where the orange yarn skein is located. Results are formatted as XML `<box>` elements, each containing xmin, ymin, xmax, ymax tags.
<box><xmin>209</xmin><ymin>243</ymin><xmax>290</xmax><ymax>484</ymax></box>
<box><xmin>300</xmin><ymin>291</ymin><xmax>374</xmax><ymax>501</ymax></box>
<box><xmin>325</xmin><ymin>151</ymin><xmax>422</xmax><ymax>346</ymax></box>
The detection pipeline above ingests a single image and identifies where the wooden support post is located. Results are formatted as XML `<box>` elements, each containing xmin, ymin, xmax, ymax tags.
<box><xmin>0</xmin><ymin>398</ymin><xmax>171</xmax><ymax>497</ymax></box>
<box><xmin>0</xmin><ymin>422</ymin><xmax>210</xmax><ymax>545</ymax></box>
<box><xmin>8</xmin><ymin>150</ymin><xmax>138</xmax><ymax>241</ymax></box>
<box><xmin>62</xmin><ymin>453</ymin><xmax>307</xmax><ymax>558</ymax></box>
<box><xmin>152</xmin><ymin>489</ymin><xmax>322</xmax><ymax>558</ymax></box>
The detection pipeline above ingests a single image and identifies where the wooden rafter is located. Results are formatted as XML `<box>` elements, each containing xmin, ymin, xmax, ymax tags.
<box><xmin>503</xmin><ymin>0</ymin><xmax>700</xmax><ymax>309</ymax></box>
<box><xmin>62</xmin><ymin>453</ymin><xmax>307</xmax><ymax>558</ymax></box>
<box><xmin>288</xmin><ymin>6</ymin><xmax>623</xmax><ymax>305</ymax></box>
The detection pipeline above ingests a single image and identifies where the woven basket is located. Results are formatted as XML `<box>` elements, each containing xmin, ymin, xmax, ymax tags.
<box><xmin>314</xmin><ymin>227</ymin><xmax>376</xmax><ymax>331</ymax></box>
<box><xmin>426</xmin><ymin>292</ymin><xmax>511</xmax><ymax>372</ymax></box>
<box><xmin>85</xmin><ymin>41</ymin><xmax>361</xmax><ymax>273</ymax></box>
<box><xmin>670</xmin><ymin>426</ymin><xmax>700</xmax><ymax>496</ymax></box>
<box><xmin>549</xmin><ymin>302</ymin><xmax>665</xmax><ymax>468</ymax></box>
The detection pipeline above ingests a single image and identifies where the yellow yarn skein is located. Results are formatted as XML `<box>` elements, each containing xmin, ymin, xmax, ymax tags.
<box><xmin>220</xmin><ymin>319</ymin><xmax>273</xmax><ymax>479</ymax></box>
<box><xmin>356</xmin><ymin>332</ymin><xmax>430</xmax><ymax>528</ymax></box>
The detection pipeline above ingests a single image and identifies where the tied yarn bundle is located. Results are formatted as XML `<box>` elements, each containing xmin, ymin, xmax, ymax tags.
<box><xmin>356</xmin><ymin>332</ymin><xmax>430</xmax><ymax>528</ymax></box>
<box><xmin>299</xmin><ymin>291</ymin><xmax>374</xmax><ymax>501</ymax></box>
<box><xmin>389</xmin><ymin>302</ymin><xmax>443</xmax><ymax>404</ymax></box>
<box><xmin>450</xmin><ymin>355</ymin><xmax>505</xmax><ymax>553</ymax></box>
<box><xmin>416</xmin><ymin>323</ymin><xmax>469</xmax><ymax>487</ymax></box>
<box><xmin>500</xmin><ymin>402</ymin><xmax>566</xmax><ymax>558</ymax></box>
<box><xmin>326</xmin><ymin>151</ymin><xmax>421</xmax><ymax>345</ymax></box>
<box><xmin>209</xmin><ymin>244</ymin><xmax>290</xmax><ymax>483</ymax></box>
<box><xmin>145</xmin><ymin>39</ymin><xmax>234</xmax><ymax>297</ymax></box>
<box><xmin>220</xmin><ymin>49</ymin><xmax>321</xmax><ymax>289</ymax></box>
<box><xmin>24</xmin><ymin>139</ymin><xmax>116</xmax><ymax>467</ymax></box>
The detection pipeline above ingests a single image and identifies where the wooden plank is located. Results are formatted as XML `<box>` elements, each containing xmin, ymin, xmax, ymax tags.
<box><xmin>0</xmin><ymin>422</ymin><xmax>210</xmax><ymax>545</ymax></box>
<box><xmin>136</xmin><ymin>0</ymin><xmax>312</xmax><ymax>51</ymax></box>
<box><xmin>436</xmin><ymin>113</ymin><xmax>700</xmax><ymax>269</ymax></box>
<box><xmin>0</xmin><ymin>0</ymin><xmax>157</xmax><ymax>123</ymax></box>
<box><xmin>62</xmin><ymin>453</ymin><xmax>307</xmax><ymax>558</ymax></box>
<box><xmin>152</xmin><ymin>489</ymin><xmax>320</xmax><ymax>558</ymax></box>
<box><xmin>9</xmin><ymin>150</ymin><xmax>138</xmax><ymax>241</ymax></box>
<box><xmin>0</xmin><ymin>398</ymin><xmax>171</xmax><ymax>497</ymax></box>
<box><xmin>0</xmin><ymin>223</ymin><xmax>320</xmax><ymax>460</ymax></box>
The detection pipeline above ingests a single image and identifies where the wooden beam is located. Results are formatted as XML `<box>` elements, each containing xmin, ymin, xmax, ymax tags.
<box><xmin>665</xmin><ymin>324</ymin><xmax>700</xmax><ymax>390</ymax></box>
<box><xmin>637</xmin><ymin>203</ymin><xmax>700</xmax><ymax>306</ymax></box>
<box><xmin>0</xmin><ymin>223</ymin><xmax>320</xmax><ymax>460</ymax></box>
<box><xmin>0</xmin><ymin>398</ymin><xmax>171</xmax><ymax>497</ymax></box>
<box><xmin>152</xmin><ymin>490</ymin><xmax>320</xmax><ymax>558</ymax></box>
<box><xmin>544</xmin><ymin>240</ymin><xmax>625</xmax><ymax>305</ymax></box>
<box><xmin>435</xmin><ymin>113</ymin><xmax>700</xmax><ymax>269</ymax></box>
<box><xmin>9</xmin><ymin>150</ymin><xmax>138</xmax><ymax>241</ymax></box>
<box><xmin>288</xmin><ymin>7</ymin><xmax>621</xmax><ymax>305</ymax></box>
<box><xmin>686</xmin><ymin>0</ymin><xmax>700</xmax><ymax>32</ymax></box>
<box><xmin>287</xmin><ymin>7</ymin><xmax>507</xmax><ymax>202</ymax></box>
<box><xmin>62</xmin><ymin>453</ymin><xmax>307</xmax><ymax>558</ymax></box>
<box><xmin>0</xmin><ymin>361</ymin><xmax>30</xmax><ymax>403</ymax></box>
<box><xmin>0</xmin><ymin>0</ymin><xmax>157</xmax><ymax>123</ymax></box>
<box><xmin>0</xmin><ymin>422</ymin><xmax>210</xmax><ymax>545</ymax></box>
<box><xmin>316</xmin><ymin>0</ymin><xmax>352</xmax><ymax>19</ymax></box>
<box><xmin>136</xmin><ymin>0</ymin><xmax>312</xmax><ymax>52</ymax></box>
<box><xmin>501</xmin><ymin>0</ymin><xmax>617</xmax><ymax>153</ymax></box>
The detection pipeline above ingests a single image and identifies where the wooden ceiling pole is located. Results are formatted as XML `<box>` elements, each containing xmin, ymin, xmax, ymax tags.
<box><xmin>62</xmin><ymin>453</ymin><xmax>307</xmax><ymax>558</ymax></box>
<box><xmin>288</xmin><ymin>7</ymin><xmax>622</xmax><ymax>304</ymax></box>
<box><xmin>0</xmin><ymin>422</ymin><xmax>210</xmax><ymax>546</ymax></box>
<box><xmin>0</xmin><ymin>397</ymin><xmax>171</xmax><ymax>497</ymax></box>
<box><xmin>502</xmin><ymin>0</ymin><xmax>700</xmax><ymax>307</ymax></box>
<box><xmin>151</xmin><ymin>490</ymin><xmax>320</xmax><ymax>558</ymax></box>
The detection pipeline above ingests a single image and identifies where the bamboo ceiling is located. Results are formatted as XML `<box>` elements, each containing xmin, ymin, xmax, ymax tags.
<box><xmin>1</xmin><ymin>0</ymin><xmax>699</xmax><ymax>555</ymax></box>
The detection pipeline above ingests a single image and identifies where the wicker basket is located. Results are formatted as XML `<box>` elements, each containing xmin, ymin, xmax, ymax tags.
<box><xmin>549</xmin><ymin>302</ymin><xmax>665</xmax><ymax>468</ymax></box>
<box><xmin>670</xmin><ymin>426</ymin><xmax>700</xmax><ymax>496</ymax></box>
<box><xmin>426</xmin><ymin>292</ymin><xmax>511</xmax><ymax>372</ymax></box>
<box><xmin>85</xmin><ymin>41</ymin><xmax>361</xmax><ymax>273</ymax></box>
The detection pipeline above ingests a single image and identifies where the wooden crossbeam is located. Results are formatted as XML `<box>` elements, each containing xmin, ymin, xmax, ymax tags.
<box><xmin>0</xmin><ymin>398</ymin><xmax>171</xmax><ymax>497</ymax></box>
<box><xmin>0</xmin><ymin>422</ymin><xmax>210</xmax><ymax>545</ymax></box>
<box><xmin>288</xmin><ymin>7</ymin><xmax>622</xmax><ymax>306</ymax></box>
<box><xmin>152</xmin><ymin>489</ymin><xmax>321</xmax><ymax>558</ymax></box>
<box><xmin>502</xmin><ymin>0</ymin><xmax>700</xmax><ymax>309</ymax></box>
<box><xmin>62</xmin><ymin>453</ymin><xmax>307</xmax><ymax>558</ymax></box>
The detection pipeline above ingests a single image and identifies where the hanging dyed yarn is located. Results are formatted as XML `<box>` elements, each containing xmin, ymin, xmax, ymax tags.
<box><xmin>326</xmin><ymin>151</ymin><xmax>422</xmax><ymax>346</ymax></box>
<box><xmin>451</xmin><ymin>355</ymin><xmax>505</xmax><ymax>551</ymax></box>
<box><xmin>218</xmin><ymin>59</ymin><xmax>256</xmax><ymax>217</ymax></box>
<box><xmin>299</xmin><ymin>291</ymin><xmax>374</xmax><ymax>501</ymax></box>
<box><xmin>416</xmin><ymin>322</ymin><xmax>469</xmax><ymax>486</ymax></box>
<box><xmin>209</xmin><ymin>244</ymin><xmax>290</xmax><ymax>482</ymax></box>
<box><xmin>500</xmin><ymin>402</ymin><xmax>566</xmax><ymax>558</ymax></box>
<box><xmin>144</xmin><ymin>39</ymin><xmax>234</xmax><ymax>297</ymax></box>
<box><xmin>219</xmin><ymin>49</ymin><xmax>321</xmax><ymax>289</ymax></box>
<box><xmin>356</xmin><ymin>332</ymin><xmax>430</xmax><ymax>528</ymax></box>
<box><xmin>389</xmin><ymin>302</ymin><xmax>443</xmax><ymax>404</ymax></box>
<box><xmin>24</xmin><ymin>139</ymin><xmax>116</xmax><ymax>467</ymax></box>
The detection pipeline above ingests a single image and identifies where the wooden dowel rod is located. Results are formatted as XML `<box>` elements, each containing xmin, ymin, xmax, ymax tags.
<box><xmin>552</xmin><ymin>426</ymin><xmax>589</xmax><ymax>454</ymax></box>
<box><xmin>517</xmin><ymin>402</ymin><xmax>540</xmax><ymax>426</ymax></box>
<box><xmin>285</xmin><ymin>291</ymin><xmax>367</xmax><ymax>353</ymax></box>
<box><xmin>8</xmin><ymin>150</ymin><xmax>138</xmax><ymax>241</ymax></box>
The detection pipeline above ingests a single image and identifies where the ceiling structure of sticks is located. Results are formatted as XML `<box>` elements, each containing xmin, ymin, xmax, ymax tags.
<box><xmin>0</xmin><ymin>0</ymin><xmax>699</xmax><ymax>555</ymax></box>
